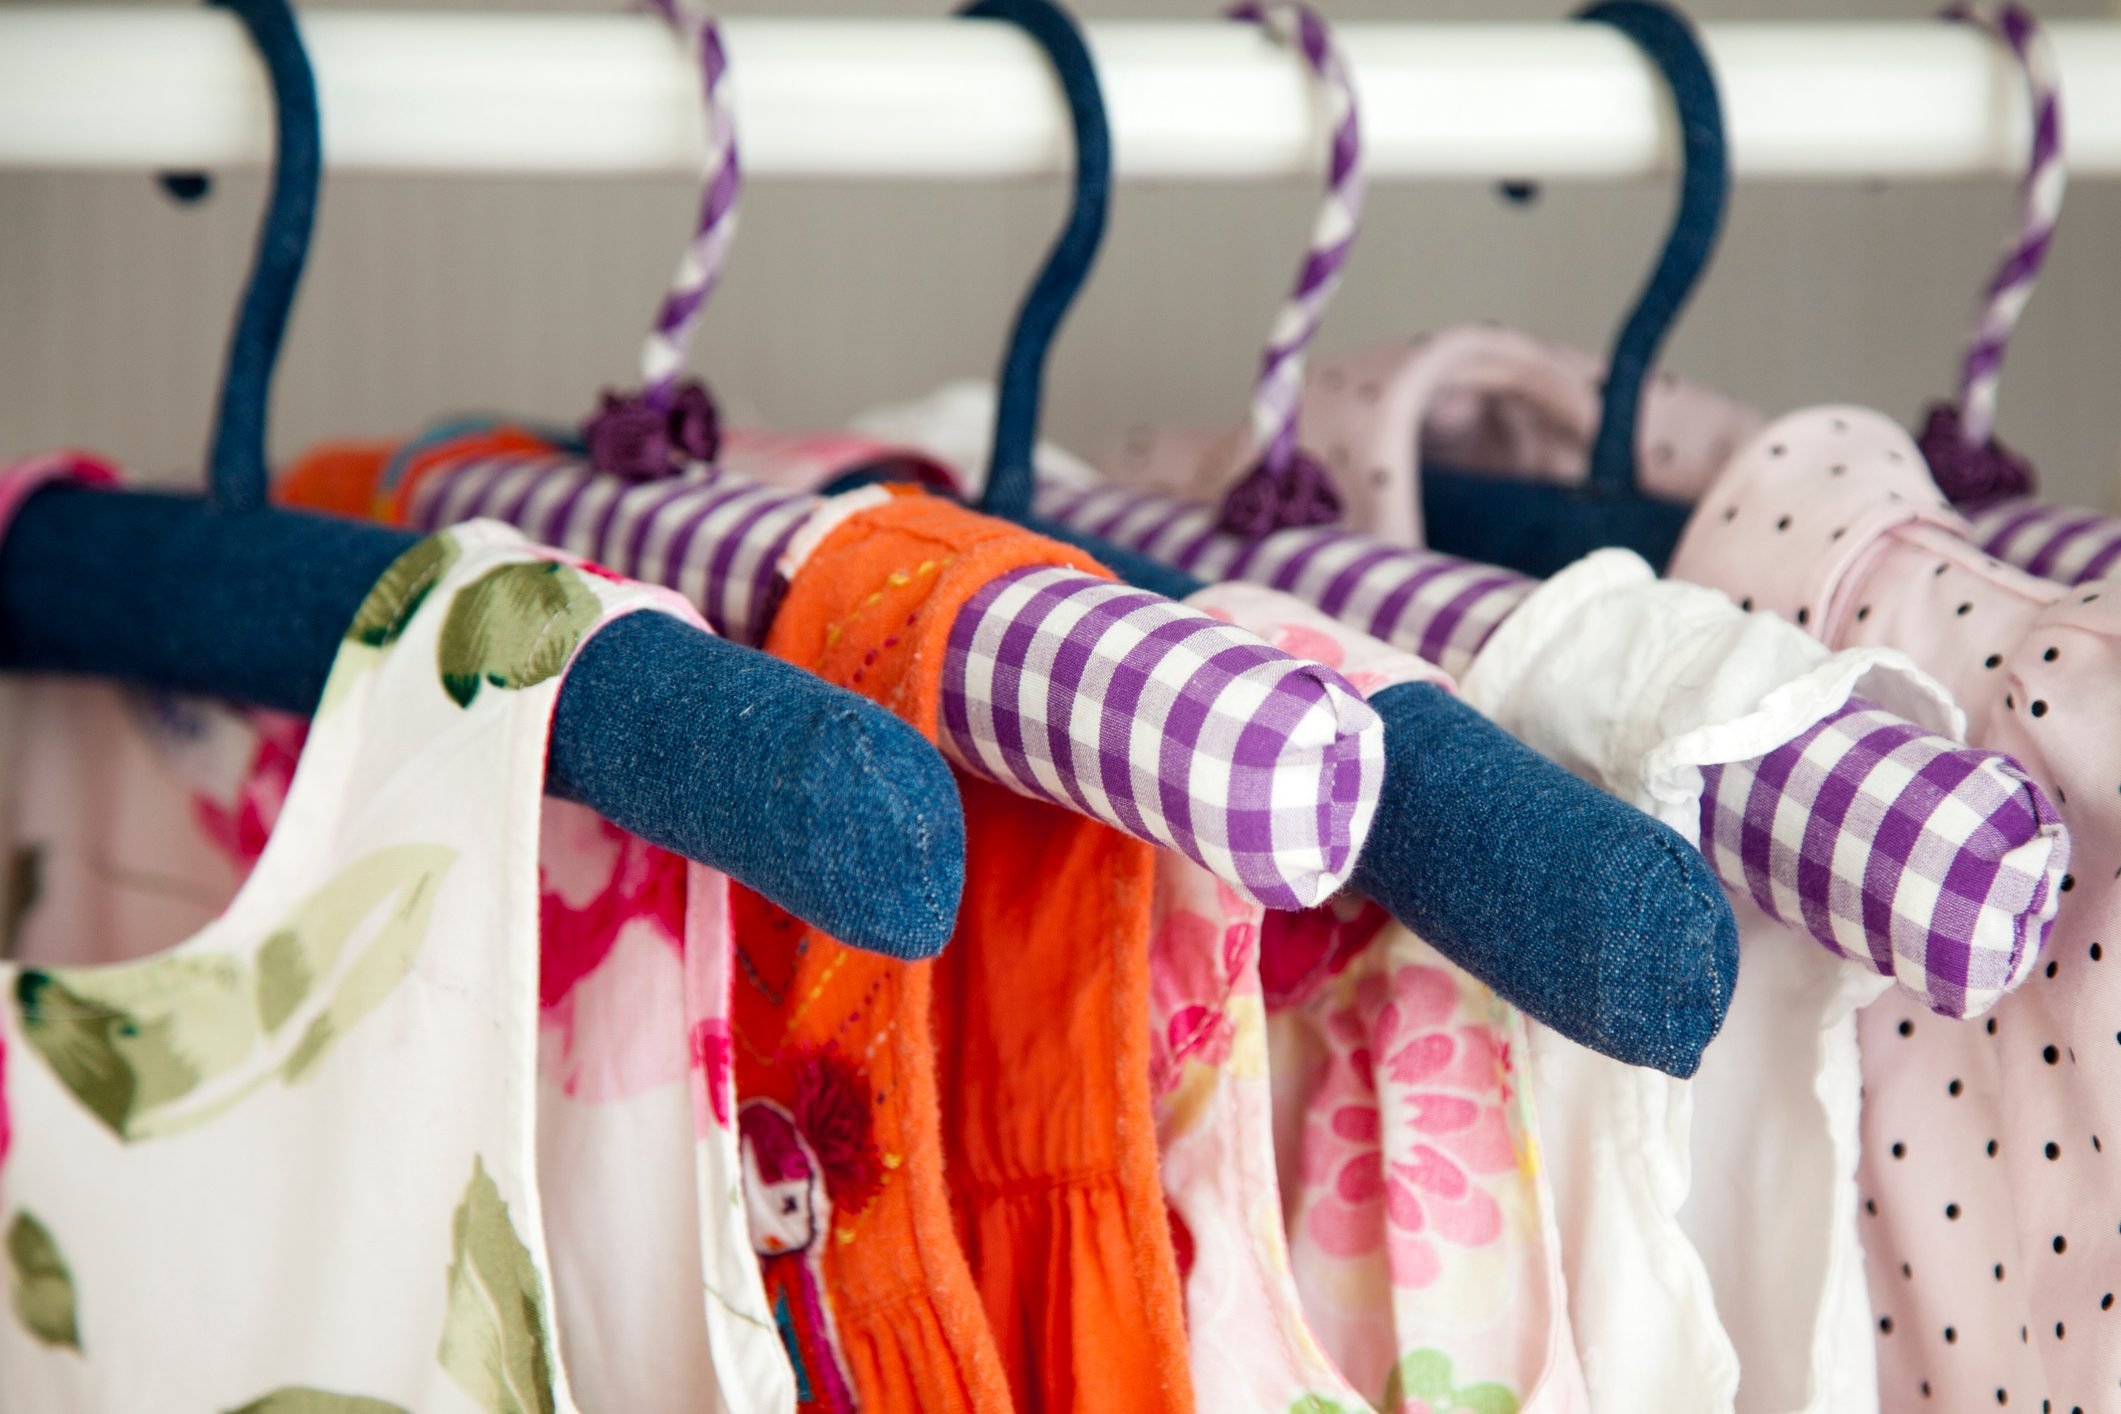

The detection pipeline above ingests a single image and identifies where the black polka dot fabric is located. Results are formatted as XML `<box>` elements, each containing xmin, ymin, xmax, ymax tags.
<box><xmin>1668</xmin><ymin>406</ymin><xmax>2121</xmax><ymax>1413</ymax></box>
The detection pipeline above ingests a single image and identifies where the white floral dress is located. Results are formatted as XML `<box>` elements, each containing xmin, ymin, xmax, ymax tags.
<box><xmin>0</xmin><ymin>522</ymin><xmax>791</xmax><ymax>1413</ymax></box>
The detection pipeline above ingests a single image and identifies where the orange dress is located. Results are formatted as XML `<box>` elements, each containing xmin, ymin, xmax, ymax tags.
<box><xmin>749</xmin><ymin>489</ymin><xmax>1193</xmax><ymax>1414</ymax></box>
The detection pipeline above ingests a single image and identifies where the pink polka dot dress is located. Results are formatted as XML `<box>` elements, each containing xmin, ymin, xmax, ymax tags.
<box><xmin>1670</xmin><ymin>407</ymin><xmax>2120</xmax><ymax>1414</ymax></box>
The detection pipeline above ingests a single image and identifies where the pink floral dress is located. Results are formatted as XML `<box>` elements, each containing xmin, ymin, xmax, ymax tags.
<box><xmin>1183</xmin><ymin>584</ymin><xmax>1591</xmax><ymax>1414</ymax></box>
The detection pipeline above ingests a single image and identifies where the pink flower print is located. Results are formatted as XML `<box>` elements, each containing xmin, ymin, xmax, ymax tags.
<box><xmin>1272</xmin><ymin>622</ymin><xmax>1348</xmax><ymax>671</ymax></box>
<box><xmin>1301</xmin><ymin>962</ymin><xmax>1516</xmax><ymax>1291</ymax></box>
<box><xmin>1</xmin><ymin>1030</ymin><xmax>11</xmax><ymax>1179</ymax></box>
<box><xmin>191</xmin><ymin>711</ymin><xmax>306</xmax><ymax>878</ymax></box>
<box><xmin>1261</xmin><ymin>894</ymin><xmax>1390</xmax><ymax>1008</ymax></box>
<box><xmin>1167</xmin><ymin>1003</ymin><xmax>1235</xmax><ymax>1072</ymax></box>
<box><xmin>691</xmin><ymin>1018</ymin><xmax>734</xmax><ymax>1130</ymax></box>
<box><xmin>537</xmin><ymin>803</ymin><xmax>687</xmax><ymax>1010</ymax></box>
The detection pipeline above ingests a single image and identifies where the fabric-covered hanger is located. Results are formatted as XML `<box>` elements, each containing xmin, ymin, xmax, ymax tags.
<box><xmin>913</xmin><ymin>0</ymin><xmax>1751</xmax><ymax>1079</ymax></box>
<box><xmin>985</xmin><ymin>2</ymin><xmax>2069</xmax><ymax>1027</ymax></box>
<box><xmin>1412</xmin><ymin>0</ymin><xmax>1723</xmax><ymax>578</ymax></box>
<box><xmin>274</xmin><ymin>2</ymin><xmax>1390</xmax><ymax>915</ymax></box>
<box><xmin>1919</xmin><ymin>3</ymin><xmax>2062</xmax><ymax>509</ymax></box>
<box><xmin>0</xmin><ymin>0</ymin><xmax>967</xmax><ymax>961</ymax></box>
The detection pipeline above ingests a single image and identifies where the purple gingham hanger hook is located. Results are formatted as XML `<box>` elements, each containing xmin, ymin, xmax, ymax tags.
<box><xmin>581</xmin><ymin>0</ymin><xmax>741</xmax><ymax>480</ymax></box>
<box><xmin>1918</xmin><ymin>3</ymin><xmax>2064</xmax><ymax>506</ymax></box>
<box><xmin>1216</xmin><ymin>2</ymin><xmax>1365</xmax><ymax>537</ymax></box>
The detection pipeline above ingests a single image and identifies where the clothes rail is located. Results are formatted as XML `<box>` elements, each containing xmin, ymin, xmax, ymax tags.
<box><xmin>6</xmin><ymin>11</ymin><xmax>2121</xmax><ymax>181</ymax></box>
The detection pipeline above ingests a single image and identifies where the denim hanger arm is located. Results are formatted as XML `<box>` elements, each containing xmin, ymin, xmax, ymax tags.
<box><xmin>953</xmin><ymin>0</ymin><xmax>1739</xmax><ymax>1076</ymax></box>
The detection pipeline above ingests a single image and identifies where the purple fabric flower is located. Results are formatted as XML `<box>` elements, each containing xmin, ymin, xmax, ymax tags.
<box><xmin>1917</xmin><ymin>401</ymin><xmax>2037</xmax><ymax>508</ymax></box>
<box><xmin>667</xmin><ymin>379</ymin><xmax>722</xmax><ymax>465</ymax></box>
<box><xmin>1218</xmin><ymin>448</ymin><xmax>1344</xmax><ymax>537</ymax></box>
<box><xmin>582</xmin><ymin>378</ymin><xmax>723</xmax><ymax>481</ymax></box>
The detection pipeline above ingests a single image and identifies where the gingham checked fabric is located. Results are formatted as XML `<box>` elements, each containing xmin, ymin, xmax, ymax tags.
<box><xmin>1701</xmin><ymin>696</ymin><xmax>2062</xmax><ymax>1018</ymax></box>
<box><xmin>1039</xmin><ymin>481</ymin><xmax>1529</xmax><ymax>679</ymax></box>
<box><xmin>405</xmin><ymin>447</ymin><xmax>811</xmax><ymax>645</ymax></box>
<box><xmin>946</xmin><ymin>565</ymin><xmax>1382</xmax><ymax>909</ymax></box>
<box><xmin>402</xmin><ymin>447</ymin><xmax>1383</xmax><ymax>909</ymax></box>
<box><xmin>1047</xmin><ymin>476</ymin><xmax>2066</xmax><ymax>1013</ymax></box>
<box><xmin>1966</xmin><ymin>496</ymin><xmax>2121</xmax><ymax>586</ymax></box>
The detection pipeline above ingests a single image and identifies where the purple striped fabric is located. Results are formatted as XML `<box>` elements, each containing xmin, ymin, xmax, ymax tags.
<box><xmin>1041</xmin><ymin>481</ymin><xmax>1528</xmax><ymax>679</ymax></box>
<box><xmin>1936</xmin><ymin>4</ymin><xmax>2065</xmax><ymax>450</ymax></box>
<box><xmin>1701</xmin><ymin>696</ymin><xmax>2062</xmax><ymax>1017</ymax></box>
<box><xmin>945</xmin><ymin>564</ymin><xmax>1382</xmax><ymax>909</ymax></box>
<box><xmin>1966</xmin><ymin>496</ymin><xmax>2121</xmax><ymax>586</ymax></box>
<box><xmin>405</xmin><ymin>450</ymin><xmax>810</xmax><ymax>645</ymax></box>
<box><xmin>1048</xmin><ymin>476</ymin><xmax>2062</xmax><ymax>1013</ymax></box>
<box><xmin>1216</xmin><ymin>1</ymin><xmax>1363</xmax><ymax>531</ymax></box>
<box><xmin>403</xmin><ymin>448</ymin><xmax>1384</xmax><ymax>908</ymax></box>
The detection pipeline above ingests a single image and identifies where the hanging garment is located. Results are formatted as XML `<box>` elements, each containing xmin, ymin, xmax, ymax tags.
<box><xmin>1668</xmin><ymin>406</ymin><xmax>2121</xmax><ymax>1414</ymax></box>
<box><xmin>0</xmin><ymin>518</ymin><xmax>794</xmax><ymax>1413</ymax></box>
<box><xmin>733</xmin><ymin>487</ymin><xmax>1193</xmax><ymax>1414</ymax></box>
<box><xmin>1090</xmin><ymin>327</ymin><xmax>1762</xmax><ymax>555</ymax></box>
<box><xmin>0</xmin><ymin>458</ymin><xmax>794</xmax><ymax>1414</ymax></box>
<box><xmin>1187</xmin><ymin>584</ymin><xmax>1591</xmax><ymax>1414</ymax></box>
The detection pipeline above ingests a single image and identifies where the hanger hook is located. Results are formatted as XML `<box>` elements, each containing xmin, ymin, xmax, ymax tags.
<box><xmin>580</xmin><ymin>0</ymin><xmax>742</xmax><ymax>481</ymax></box>
<box><xmin>1215</xmin><ymin>1</ymin><xmax>1366</xmax><ymax>539</ymax></box>
<box><xmin>202</xmin><ymin>0</ymin><xmax>321</xmax><ymax>513</ymax></box>
<box><xmin>1578</xmin><ymin>0</ymin><xmax>1729</xmax><ymax>499</ymax></box>
<box><xmin>1918</xmin><ymin>3</ymin><xmax>2062</xmax><ymax>505</ymax></box>
<box><xmin>960</xmin><ymin>0</ymin><xmax>1113</xmax><ymax>522</ymax></box>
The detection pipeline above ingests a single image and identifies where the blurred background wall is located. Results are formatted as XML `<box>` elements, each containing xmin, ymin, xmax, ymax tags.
<box><xmin>5</xmin><ymin>0</ymin><xmax>2120</xmax><ymax>508</ymax></box>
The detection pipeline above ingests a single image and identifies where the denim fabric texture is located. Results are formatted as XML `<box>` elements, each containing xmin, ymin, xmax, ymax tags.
<box><xmin>931</xmin><ymin>0</ymin><xmax>1743</xmax><ymax>1072</ymax></box>
<box><xmin>1421</xmin><ymin>0</ymin><xmax>1728</xmax><ymax>577</ymax></box>
<box><xmin>1354</xmin><ymin>682</ymin><xmax>1739</xmax><ymax>1077</ymax></box>
<box><xmin>203</xmin><ymin>0</ymin><xmax>320</xmax><ymax>514</ymax></box>
<box><xmin>0</xmin><ymin>484</ymin><xmax>966</xmax><ymax>959</ymax></box>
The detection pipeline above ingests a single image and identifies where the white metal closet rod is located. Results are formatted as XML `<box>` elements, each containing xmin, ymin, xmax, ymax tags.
<box><xmin>4</xmin><ymin>11</ymin><xmax>2121</xmax><ymax>181</ymax></box>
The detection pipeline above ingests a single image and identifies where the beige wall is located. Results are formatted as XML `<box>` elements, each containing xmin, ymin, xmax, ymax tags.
<box><xmin>5</xmin><ymin>0</ymin><xmax>2121</xmax><ymax>510</ymax></box>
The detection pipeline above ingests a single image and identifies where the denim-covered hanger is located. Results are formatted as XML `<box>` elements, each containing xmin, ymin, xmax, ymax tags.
<box><xmin>1417</xmin><ymin>0</ymin><xmax>1726</xmax><ymax>578</ymax></box>
<box><xmin>344</xmin><ymin>0</ymin><xmax>1389</xmax><ymax>915</ymax></box>
<box><xmin>914</xmin><ymin>0</ymin><xmax>1742</xmax><ymax>1077</ymax></box>
<box><xmin>0</xmin><ymin>0</ymin><xmax>966</xmax><ymax>960</ymax></box>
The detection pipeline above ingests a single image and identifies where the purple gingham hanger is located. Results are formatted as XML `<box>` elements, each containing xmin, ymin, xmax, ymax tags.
<box><xmin>1013</xmin><ymin>8</ymin><xmax>2068</xmax><ymax>1018</ymax></box>
<box><xmin>1037</xmin><ymin>480</ymin><xmax>2061</xmax><ymax>1017</ymax></box>
<box><xmin>399</xmin><ymin>1</ymin><xmax>1384</xmax><ymax>912</ymax></box>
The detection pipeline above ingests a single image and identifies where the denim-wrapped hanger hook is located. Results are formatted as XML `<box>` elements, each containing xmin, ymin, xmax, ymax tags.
<box><xmin>1418</xmin><ymin>0</ymin><xmax>1730</xmax><ymax>577</ymax></box>
<box><xmin>199</xmin><ymin>0</ymin><xmax>321</xmax><ymax>513</ymax></box>
<box><xmin>961</xmin><ymin>0</ymin><xmax>1112</xmax><ymax>523</ymax></box>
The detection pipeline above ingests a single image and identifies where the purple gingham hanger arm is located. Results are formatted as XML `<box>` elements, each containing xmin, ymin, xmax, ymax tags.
<box><xmin>1039</xmin><ymin>478</ymin><xmax>2058</xmax><ymax>1017</ymax></box>
<box><xmin>398</xmin><ymin>5</ymin><xmax>1385</xmax><ymax>912</ymax></box>
<box><xmin>407</xmin><ymin>454</ymin><xmax>1382</xmax><ymax>910</ymax></box>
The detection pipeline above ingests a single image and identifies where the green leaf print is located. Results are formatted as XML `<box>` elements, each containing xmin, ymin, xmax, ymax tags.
<box><xmin>436</xmin><ymin>560</ymin><xmax>603</xmax><ymax>709</ymax></box>
<box><xmin>6</xmin><ymin>1212</ymin><xmax>81</xmax><ymax>1351</ymax></box>
<box><xmin>1384</xmin><ymin>1349</ymin><xmax>1455</xmax><ymax>1407</ymax></box>
<box><xmin>270</xmin><ymin>844</ymin><xmax>456</xmax><ymax>1084</ymax></box>
<box><xmin>347</xmin><ymin>533</ymin><xmax>459</xmax><ymax>650</ymax></box>
<box><xmin>1287</xmin><ymin>1397</ymin><xmax>1361</xmax><ymax>1414</ymax></box>
<box><xmin>436</xmin><ymin>1157</ymin><xmax>559</xmax><ymax>1414</ymax></box>
<box><xmin>14</xmin><ymin>958</ymin><xmax>256</xmax><ymax>1138</ymax></box>
<box><xmin>318</xmin><ymin>533</ymin><xmax>461</xmax><ymax>716</ymax></box>
<box><xmin>1378</xmin><ymin>1349</ymin><xmax>1520</xmax><ymax>1414</ymax></box>
<box><xmin>1453</xmin><ymin>1384</ymin><xmax>1521</xmax><ymax>1414</ymax></box>
<box><xmin>13</xmin><ymin>844</ymin><xmax>455</xmax><ymax>1139</ymax></box>
<box><xmin>223</xmin><ymin>1390</ymin><xmax>409</xmax><ymax>1414</ymax></box>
